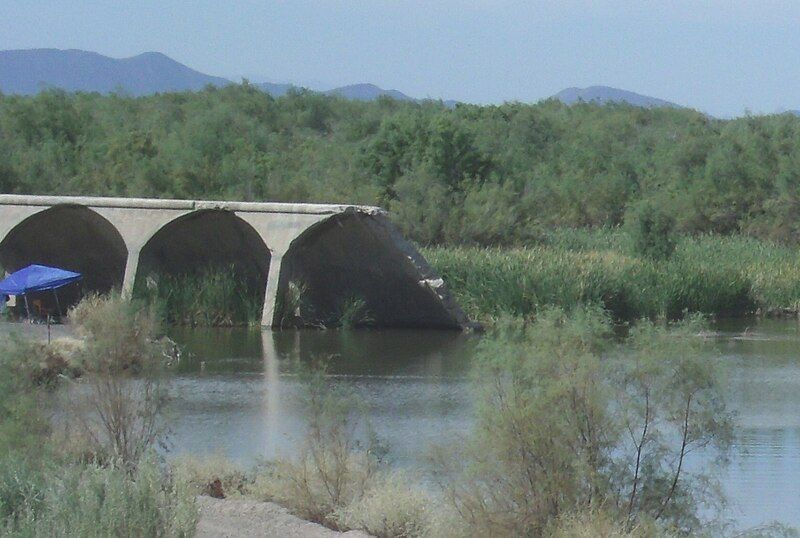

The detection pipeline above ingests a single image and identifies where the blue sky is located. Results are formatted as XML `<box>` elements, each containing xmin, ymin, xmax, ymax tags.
<box><xmin>3</xmin><ymin>0</ymin><xmax>800</xmax><ymax>117</ymax></box>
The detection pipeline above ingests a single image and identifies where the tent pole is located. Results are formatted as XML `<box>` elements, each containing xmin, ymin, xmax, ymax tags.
<box><xmin>53</xmin><ymin>289</ymin><xmax>62</xmax><ymax>319</ymax></box>
<box><xmin>23</xmin><ymin>294</ymin><xmax>31</xmax><ymax>321</ymax></box>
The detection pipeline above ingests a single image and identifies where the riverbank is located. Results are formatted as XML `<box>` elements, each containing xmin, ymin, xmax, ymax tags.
<box><xmin>426</xmin><ymin>231</ymin><xmax>800</xmax><ymax>323</ymax></box>
<box><xmin>196</xmin><ymin>496</ymin><xmax>371</xmax><ymax>538</ymax></box>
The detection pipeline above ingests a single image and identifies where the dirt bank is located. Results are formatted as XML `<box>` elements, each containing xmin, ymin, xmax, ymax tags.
<box><xmin>195</xmin><ymin>496</ymin><xmax>372</xmax><ymax>538</ymax></box>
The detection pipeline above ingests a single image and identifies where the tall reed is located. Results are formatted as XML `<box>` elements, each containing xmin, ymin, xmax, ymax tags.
<box><xmin>136</xmin><ymin>266</ymin><xmax>263</xmax><ymax>327</ymax></box>
<box><xmin>424</xmin><ymin>231</ymin><xmax>800</xmax><ymax>322</ymax></box>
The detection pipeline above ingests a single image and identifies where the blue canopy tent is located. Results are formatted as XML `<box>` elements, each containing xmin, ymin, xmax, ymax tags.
<box><xmin>0</xmin><ymin>264</ymin><xmax>83</xmax><ymax>319</ymax></box>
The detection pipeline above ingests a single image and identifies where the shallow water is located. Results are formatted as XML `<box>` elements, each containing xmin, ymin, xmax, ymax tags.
<box><xmin>166</xmin><ymin>329</ymin><xmax>476</xmax><ymax>470</ymax></box>
<box><xmin>4</xmin><ymin>319</ymin><xmax>798</xmax><ymax>529</ymax></box>
<box><xmin>161</xmin><ymin>320</ymin><xmax>800</xmax><ymax>529</ymax></box>
<box><xmin>709</xmin><ymin>319</ymin><xmax>800</xmax><ymax>528</ymax></box>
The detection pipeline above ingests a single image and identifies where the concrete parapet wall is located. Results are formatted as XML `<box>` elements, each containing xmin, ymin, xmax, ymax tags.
<box><xmin>0</xmin><ymin>194</ymin><xmax>383</xmax><ymax>215</ymax></box>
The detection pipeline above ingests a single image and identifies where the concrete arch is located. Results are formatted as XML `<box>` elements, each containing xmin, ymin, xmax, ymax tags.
<box><xmin>135</xmin><ymin>209</ymin><xmax>272</xmax><ymax>313</ymax></box>
<box><xmin>0</xmin><ymin>204</ymin><xmax>128</xmax><ymax>307</ymax></box>
<box><xmin>0</xmin><ymin>195</ymin><xmax>471</xmax><ymax>329</ymax></box>
<box><xmin>275</xmin><ymin>211</ymin><xmax>464</xmax><ymax>329</ymax></box>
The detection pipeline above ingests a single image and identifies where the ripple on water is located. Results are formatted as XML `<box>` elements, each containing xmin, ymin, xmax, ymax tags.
<box><xmin>159</xmin><ymin>323</ymin><xmax>800</xmax><ymax>530</ymax></box>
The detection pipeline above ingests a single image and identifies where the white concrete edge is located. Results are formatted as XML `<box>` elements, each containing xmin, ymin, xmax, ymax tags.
<box><xmin>0</xmin><ymin>194</ymin><xmax>386</xmax><ymax>216</ymax></box>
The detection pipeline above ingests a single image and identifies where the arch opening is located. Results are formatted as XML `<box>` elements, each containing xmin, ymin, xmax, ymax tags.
<box><xmin>135</xmin><ymin>210</ymin><xmax>271</xmax><ymax>325</ymax></box>
<box><xmin>0</xmin><ymin>205</ymin><xmax>128</xmax><ymax>311</ymax></box>
<box><xmin>277</xmin><ymin>213</ymin><xmax>461</xmax><ymax>329</ymax></box>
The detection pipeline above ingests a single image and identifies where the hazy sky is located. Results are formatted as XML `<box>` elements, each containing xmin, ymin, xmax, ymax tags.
<box><xmin>3</xmin><ymin>0</ymin><xmax>800</xmax><ymax>117</ymax></box>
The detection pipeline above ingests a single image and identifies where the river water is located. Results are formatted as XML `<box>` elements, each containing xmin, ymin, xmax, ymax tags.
<box><xmin>2</xmin><ymin>319</ymin><xmax>796</xmax><ymax>529</ymax></box>
<box><xmin>162</xmin><ymin>319</ymin><xmax>800</xmax><ymax>530</ymax></box>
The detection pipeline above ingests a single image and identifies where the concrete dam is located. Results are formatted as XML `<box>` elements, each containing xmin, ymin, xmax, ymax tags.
<box><xmin>0</xmin><ymin>195</ymin><xmax>467</xmax><ymax>328</ymax></box>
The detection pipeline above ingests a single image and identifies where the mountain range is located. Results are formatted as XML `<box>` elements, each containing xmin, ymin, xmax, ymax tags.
<box><xmin>0</xmin><ymin>48</ymin><xmax>428</xmax><ymax>103</ymax></box>
<box><xmin>0</xmin><ymin>49</ymin><xmax>229</xmax><ymax>96</ymax></box>
<box><xmin>0</xmin><ymin>48</ymin><xmax>679</xmax><ymax>110</ymax></box>
<box><xmin>553</xmin><ymin>86</ymin><xmax>679</xmax><ymax>108</ymax></box>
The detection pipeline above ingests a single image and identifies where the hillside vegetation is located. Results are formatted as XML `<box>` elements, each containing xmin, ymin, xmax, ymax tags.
<box><xmin>6</xmin><ymin>86</ymin><xmax>800</xmax><ymax>322</ymax></box>
<box><xmin>3</xmin><ymin>84</ymin><xmax>800</xmax><ymax>246</ymax></box>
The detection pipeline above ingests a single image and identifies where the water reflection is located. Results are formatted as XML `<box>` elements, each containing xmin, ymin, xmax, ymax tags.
<box><xmin>166</xmin><ymin>328</ymin><xmax>476</xmax><ymax>467</ymax></box>
<box><xmin>171</xmin><ymin>327</ymin><xmax>475</xmax><ymax>377</ymax></box>
<box><xmin>263</xmin><ymin>331</ymin><xmax>281</xmax><ymax>459</ymax></box>
<box><xmin>164</xmin><ymin>322</ymin><xmax>799</xmax><ymax>530</ymax></box>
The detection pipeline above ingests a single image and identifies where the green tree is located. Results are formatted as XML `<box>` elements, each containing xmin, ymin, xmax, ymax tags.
<box><xmin>628</xmin><ymin>202</ymin><xmax>677</xmax><ymax>260</ymax></box>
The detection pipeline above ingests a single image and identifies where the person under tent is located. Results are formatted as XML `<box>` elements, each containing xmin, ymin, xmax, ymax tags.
<box><xmin>0</xmin><ymin>265</ymin><xmax>82</xmax><ymax>323</ymax></box>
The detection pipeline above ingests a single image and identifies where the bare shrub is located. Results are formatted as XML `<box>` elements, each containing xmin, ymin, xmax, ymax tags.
<box><xmin>171</xmin><ymin>454</ymin><xmax>251</xmax><ymax>499</ymax></box>
<box><xmin>247</xmin><ymin>359</ymin><xmax>447</xmax><ymax>537</ymax></box>
<box><xmin>333</xmin><ymin>471</ymin><xmax>438</xmax><ymax>538</ymax></box>
<box><xmin>67</xmin><ymin>293</ymin><xmax>173</xmax><ymax>467</ymax></box>
<box><xmin>609</xmin><ymin>316</ymin><xmax>733</xmax><ymax>531</ymax></box>
<box><xmin>248</xmin><ymin>359</ymin><xmax>379</xmax><ymax>528</ymax></box>
<box><xmin>437</xmin><ymin>307</ymin><xmax>733</xmax><ymax>535</ymax></box>
<box><xmin>548</xmin><ymin>510</ymin><xmax>666</xmax><ymax>538</ymax></box>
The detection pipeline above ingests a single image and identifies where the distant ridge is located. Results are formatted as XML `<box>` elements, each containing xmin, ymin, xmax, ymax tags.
<box><xmin>553</xmin><ymin>85</ymin><xmax>679</xmax><ymax>109</ymax></box>
<box><xmin>0</xmin><ymin>49</ymin><xmax>451</xmax><ymax>106</ymax></box>
<box><xmin>256</xmin><ymin>81</ymin><xmax>295</xmax><ymax>97</ymax></box>
<box><xmin>324</xmin><ymin>83</ymin><xmax>414</xmax><ymax>102</ymax></box>
<box><xmin>0</xmin><ymin>50</ymin><xmax>690</xmax><ymax>111</ymax></box>
<box><xmin>0</xmin><ymin>49</ymin><xmax>230</xmax><ymax>96</ymax></box>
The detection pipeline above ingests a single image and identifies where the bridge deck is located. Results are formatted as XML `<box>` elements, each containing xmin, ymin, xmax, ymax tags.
<box><xmin>0</xmin><ymin>194</ymin><xmax>384</xmax><ymax>216</ymax></box>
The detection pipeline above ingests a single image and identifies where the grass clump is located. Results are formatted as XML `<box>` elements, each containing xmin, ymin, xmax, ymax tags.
<box><xmin>547</xmin><ymin>510</ymin><xmax>664</xmax><ymax>538</ymax></box>
<box><xmin>136</xmin><ymin>266</ymin><xmax>263</xmax><ymax>327</ymax></box>
<box><xmin>335</xmin><ymin>296</ymin><xmax>373</xmax><ymax>328</ymax></box>
<box><xmin>171</xmin><ymin>454</ymin><xmax>251</xmax><ymax>499</ymax></box>
<box><xmin>276</xmin><ymin>280</ymin><xmax>308</xmax><ymax>328</ymax></box>
<box><xmin>333</xmin><ymin>471</ymin><xmax>441</xmax><ymax>538</ymax></box>
<box><xmin>8</xmin><ymin>456</ymin><xmax>197</xmax><ymax>537</ymax></box>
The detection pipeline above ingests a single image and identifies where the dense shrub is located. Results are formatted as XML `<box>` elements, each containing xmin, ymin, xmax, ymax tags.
<box><xmin>628</xmin><ymin>202</ymin><xmax>677</xmax><ymax>261</ymax></box>
<box><xmin>172</xmin><ymin>454</ymin><xmax>251</xmax><ymax>499</ymax></box>
<box><xmin>5</xmin><ymin>87</ymin><xmax>800</xmax><ymax>246</ymax></box>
